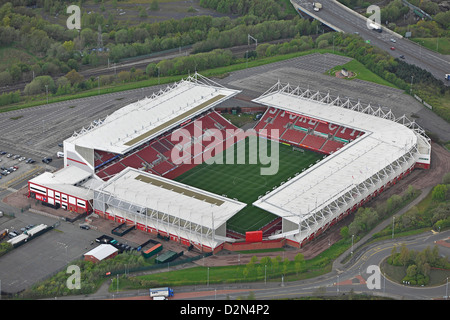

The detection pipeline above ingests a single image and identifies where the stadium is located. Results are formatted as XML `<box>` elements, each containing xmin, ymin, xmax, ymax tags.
<box><xmin>28</xmin><ymin>73</ymin><xmax>431</xmax><ymax>253</ymax></box>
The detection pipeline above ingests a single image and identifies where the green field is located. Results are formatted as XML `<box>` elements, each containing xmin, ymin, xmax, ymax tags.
<box><xmin>174</xmin><ymin>137</ymin><xmax>322</xmax><ymax>234</ymax></box>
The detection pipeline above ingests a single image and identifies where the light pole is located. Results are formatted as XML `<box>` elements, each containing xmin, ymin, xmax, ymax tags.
<box><xmin>157</xmin><ymin>67</ymin><xmax>160</xmax><ymax>85</ymax></box>
<box><xmin>265</xmin><ymin>265</ymin><xmax>267</xmax><ymax>286</ymax></box>
<box><xmin>410</xmin><ymin>75</ymin><xmax>414</xmax><ymax>95</ymax></box>
<box><xmin>392</xmin><ymin>216</ymin><xmax>395</xmax><ymax>239</ymax></box>
<box><xmin>351</xmin><ymin>234</ymin><xmax>354</xmax><ymax>255</ymax></box>
<box><xmin>446</xmin><ymin>277</ymin><xmax>448</xmax><ymax>300</ymax></box>
<box><xmin>45</xmin><ymin>84</ymin><xmax>48</xmax><ymax>104</ymax></box>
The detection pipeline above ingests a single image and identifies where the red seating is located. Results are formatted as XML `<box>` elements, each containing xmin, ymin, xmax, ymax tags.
<box><xmin>152</xmin><ymin>161</ymin><xmax>175</xmax><ymax>175</ymax></box>
<box><xmin>137</xmin><ymin>145</ymin><xmax>160</xmax><ymax>163</ymax></box>
<box><xmin>120</xmin><ymin>154</ymin><xmax>144</xmax><ymax>168</ymax></box>
<box><xmin>95</xmin><ymin>112</ymin><xmax>240</xmax><ymax>181</ymax></box>
<box><xmin>94</xmin><ymin>150</ymin><xmax>118</xmax><ymax>168</ymax></box>
<box><xmin>314</xmin><ymin>122</ymin><xmax>339</xmax><ymax>136</ymax></box>
<box><xmin>300</xmin><ymin>134</ymin><xmax>327</xmax><ymax>151</ymax></box>
<box><xmin>320</xmin><ymin>140</ymin><xmax>345</xmax><ymax>154</ymax></box>
<box><xmin>295</xmin><ymin>116</ymin><xmax>318</xmax><ymax>130</ymax></box>
<box><xmin>335</xmin><ymin>126</ymin><xmax>363</xmax><ymax>141</ymax></box>
<box><xmin>280</xmin><ymin>129</ymin><xmax>307</xmax><ymax>144</ymax></box>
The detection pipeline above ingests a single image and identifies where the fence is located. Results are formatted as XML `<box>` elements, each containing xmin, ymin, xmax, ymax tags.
<box><xmin>105</xmin><ymin>252</ymin><xmax>213</xmax><ymax>277</ymax></box>
<box><xmin>414</xmin><ymin>94</ymin><xmax>433</xmax><ymax>110</ymax></box>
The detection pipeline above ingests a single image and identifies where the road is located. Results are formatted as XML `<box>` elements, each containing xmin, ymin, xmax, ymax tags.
<box><xmin>291</xmin><ymin>0</ymin><xmax>450</xmax><ymax>85</ymax></box>
<box><xmin>60</xmin><ymin>186</ymin><xmax>449</xmax><ymax>301</ymax></box>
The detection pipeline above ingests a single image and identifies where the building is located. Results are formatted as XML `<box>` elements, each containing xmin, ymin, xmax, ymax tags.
<box><xmin>84</xmin><ymin>244</ymin><xmax>118</xmax><ymax>263</ymax></box>
<box><xmin>28</xmin><ymin>165</ymin><xmax>101</xmax><ymax>213</ymax></box>
<box><xmin>93</xmin><ymin>167</ymin><xmax>246</xmax><ymax>253</ymax></box>
<box><xmin>251</xmin><ymin>81</ymin><xmax>431</xmax><ymax>247</ymax></box>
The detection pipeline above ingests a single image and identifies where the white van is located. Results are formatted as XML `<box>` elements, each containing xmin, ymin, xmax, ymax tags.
<box><xmin>57</xmin><ymin>151</ymin><xmax>64</xmax><ymax>158</ymax></box>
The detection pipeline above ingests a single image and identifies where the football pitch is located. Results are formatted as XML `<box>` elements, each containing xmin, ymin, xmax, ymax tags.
<box><xmin>174</xmin><ymin>137</ymin><xmax>322</xmax><ymax>234</ymax></box>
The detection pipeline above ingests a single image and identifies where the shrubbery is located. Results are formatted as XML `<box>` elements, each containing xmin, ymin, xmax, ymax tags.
<box><xmin>387</xmin><ymin>245</ymin><xmax>449</xmax><ymax>286</ymax></box>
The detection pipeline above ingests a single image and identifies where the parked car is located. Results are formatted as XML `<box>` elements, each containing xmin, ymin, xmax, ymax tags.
<box><xmin>42</xmin><ymin>157</ymin><xmax>53</xmax><ymax>164</ymax></box>
<box><xmin>390</xmin><ymin>47</ymin><xmax>395</xmax><ymax>50</ymax></box>
<box><xmin>80</xmin><ymin>225</ymin><xmax>90</xmax><ymax>230</ymax></box>
<box><xmin>399</xmin><ymin>55</ymin><xmax>405</xmax><ymax>59</ymax></box>
<box><xmin>390</xmin><ymin>38</ymin><xmax>396</xmax><ymax>43</ymax></box>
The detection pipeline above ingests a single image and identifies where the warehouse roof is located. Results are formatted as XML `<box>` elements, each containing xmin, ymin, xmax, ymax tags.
<box><xmin>84</xmin><ymin>244</ymin><xmax>118</xmax><ymax>261</ymax></box>
<box><xmin>66</xmin><ymin>73</ymin><xmax>240</xmax><ymax>154</ymax></box>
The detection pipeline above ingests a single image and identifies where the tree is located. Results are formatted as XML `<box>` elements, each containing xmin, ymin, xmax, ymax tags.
<box><xmin>150</xmin><ymin>0</ymin><xmax>159</xmax><ymax>11</ymax></box>
<box><xmin>0</xmin><ymin>71</ymin><xmax>12</xmax><ymax>86</ymax></box>
<box><xmin>432</xmin><ymin>184</ymin><xmax>448</xmax><ymax>202</ymax></box>
<box><xmin>294</xmin><ymin>253</ymin><xmax>305</xmax><ymax>276</ymax></box>
<box><xmin>398</xmin><ymin>244</ymin><xmax>410</xmax><ymax>267</ymax></box>
<box><xmin>65</xmin><ymin>69</ymin><xmax>84</xmax><ymax>85</ymax></box>
<box><xmin>340</xmin><ymin>226</ymin><xmax>349</xmax><ymax>239</ymax></box>
<box><xmin>24</xmin><ymin>76</ymin><xmax>55</xmax><ymax>95</ymax></box>
<box><xmin>406</xmin><ymin>264</ymin><xmax>417</xmax><ymax>278</ymax></box>
<box><xmin>442</xmin><ymin>172</ymin><xmax>450</xmax><ymax>185</ymax></box>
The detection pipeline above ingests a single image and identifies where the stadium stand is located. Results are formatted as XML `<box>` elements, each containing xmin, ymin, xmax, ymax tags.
<box><xmin>95</xmin><ymin>111</ymin><xmax>239</xmax><ymax>181</ymax></box>
<box><xmin>255</xmin><ymin>107</ymin><xmax>365</xmax><ymax>155</ymax></box>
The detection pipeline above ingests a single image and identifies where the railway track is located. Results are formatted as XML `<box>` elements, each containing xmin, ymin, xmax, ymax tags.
<box><xmin>0</xmin><ymin>38</ymin><xmax>293</xmax><ymax>95</ymax></box>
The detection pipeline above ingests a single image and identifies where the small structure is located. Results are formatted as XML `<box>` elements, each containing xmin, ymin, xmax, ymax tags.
<box><xmin>84</xmin><ymin>244</ymin><xmax>118</xmax><ymax>263</ymax></box>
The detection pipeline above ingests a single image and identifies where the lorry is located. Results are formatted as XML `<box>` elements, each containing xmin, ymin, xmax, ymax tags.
<box><xmin>313</xmin><ymin>2</ymin><xmax>322</xmax><ymax>11</ymax></box>
<box><xmin>445</xmin><ymin>74</ymin><xmax>450</xmax><ymax>81</ymax></box>
<box><xmin>149</xmin><ymin>287</ymin><xmax>174</xmax><ymax>299</ymax></box>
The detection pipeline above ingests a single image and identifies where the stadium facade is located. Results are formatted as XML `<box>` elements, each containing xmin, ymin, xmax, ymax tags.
<box><xmin>28</xmin><ymin>74</ymin><xmax>431</xmax><ymax>252</ymax></box>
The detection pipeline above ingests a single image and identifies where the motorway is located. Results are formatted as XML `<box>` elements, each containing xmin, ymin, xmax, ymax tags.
<box><xmin>291</xmin><ymin>0</ymin><xmax>450</xmax><ymax>85</ymax></box>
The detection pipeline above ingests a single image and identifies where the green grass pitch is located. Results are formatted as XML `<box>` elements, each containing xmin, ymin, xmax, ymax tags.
<box><xmin>174</xmin><ymin>137</ymin><xmax>323</xmax><ymax>234</ymax></box>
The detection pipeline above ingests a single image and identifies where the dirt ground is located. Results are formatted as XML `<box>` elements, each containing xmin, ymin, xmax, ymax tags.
<box><xmin>3</xmin><ymin>143</ymin><xmax>450</xmax><ymax>268</ymax></box>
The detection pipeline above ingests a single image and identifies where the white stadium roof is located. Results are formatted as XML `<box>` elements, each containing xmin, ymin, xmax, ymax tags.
<box><xmin>252</xmin><ymin>82</ymin><xmax>427</xmax><ymax>240</ymax></box>
<box><xmin>66</xmin><ymin>73</ymin><xmax>240</xmax><ymax>155</ymax></box>
<box><xmin>95</xmin><ymin>167</ymin><xmax>246</xmax><ymax>233</ymax></box>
